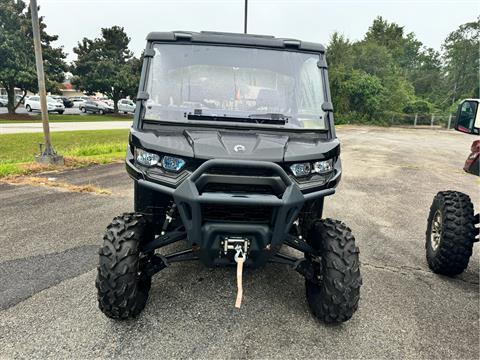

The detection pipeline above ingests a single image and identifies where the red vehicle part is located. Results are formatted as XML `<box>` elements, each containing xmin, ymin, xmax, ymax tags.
<box><xmin>464</xmin><ymin>140</ymin><xmax>480</xmax><ymax>176</ymax></box>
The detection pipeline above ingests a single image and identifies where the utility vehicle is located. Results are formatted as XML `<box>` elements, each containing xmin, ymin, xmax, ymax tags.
<box><xmin>96</xmin><ymin>31</ymin><xmax>362</xmax><ymax>322</ymax></box>
<box><xmin>426</xmin><ymin>99</ymin><xmax>479</xmax><ymax>275</ymax></box>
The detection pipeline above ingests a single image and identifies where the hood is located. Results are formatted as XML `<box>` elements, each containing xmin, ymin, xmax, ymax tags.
<box><xmin>185</xmin><ymin>130</ymin><xmax>289</xmax><ymax>161</ymax></box>
<box><xmin>131</xmin><ymin>128</ymin><xmax>340</xmax><ymax>162</ymax></box>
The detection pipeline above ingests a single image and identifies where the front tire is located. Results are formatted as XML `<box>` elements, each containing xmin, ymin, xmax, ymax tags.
<box><xmin>99</xmin><ymin>109</ymin><xmax>104</xmax><ymax>115</ymax></box>
<box><xmin>426</xmin><ymin>191</ymin><xmax>476</xmax><ymax>276</ymax></box>
<box><xmin>305</xmin><ymin>219</ymin><xmax>362</xmax><ymax>323</ymax></box>
<box><xmin>96</xmin><ymin>213</ymin><xmax>154</xmax><ymax>319</ymax></box>
<box><xmin>26</xmin><ymin>105</ymin><xmax>31</xmax><ymax>112</ymax></box>
<box><xmin>80</xmin><ymin>107</ymin><xmax>86</xmax><ymax>113</ymax></box>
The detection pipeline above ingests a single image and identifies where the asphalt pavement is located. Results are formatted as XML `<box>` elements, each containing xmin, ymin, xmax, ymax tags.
<box><xmin>0</xmin><ymin>126</ymin><xmax>478</xmax><ymax>359</ymax></box>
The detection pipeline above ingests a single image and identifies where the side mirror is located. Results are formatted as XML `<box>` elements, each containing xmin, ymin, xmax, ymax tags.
<box><xmin>321</xmin><ymin>102</ymin><xmax>333</xmax><ymax>112</ymax></box>
<box><xmin>455</xmin><ymin>100</ymin><xmax>480</xmax><ymax>135</ymax></box>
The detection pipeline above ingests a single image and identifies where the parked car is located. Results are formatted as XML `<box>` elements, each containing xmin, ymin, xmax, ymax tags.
<box><xmin>99</xmin><ymin>97</ymin><xmax>114</xmax><ymax>107</ymax></box>
<box><xmin>49</xmin><ymin>95</ymin><xmax>64</xmax><ymax>105</ymax></box>
<box><xmin>25</xmin><ymin>96</ymin><xmax>65</xmax><ymax>114</ymax></box>
<box><xmin>49</xmin><ymin>95</ymin><xmax>73</xmax><ymax>108</ymax></box>
<box><xmin>118</xmin><ymin>98</ymin><xmax>136</xmax><ymax>113</ymax></box>
<box><xmin>59</xmin><ymin>96</ymin><xmax>74</xmax><ymax>108</ymax></box>
<box><xmin>80</xmin><ymin>100</ymin><xmax>114</xmax><ymax>114</ymax></box>
<box><xmin>0</xmin><ymin>95</ymin><xmax>8</xmax><ymax>107</ymax></box>
<box><xmin>70</xmin><ymin>96</ymin><xmax>89</xmax><ymax>108</ymax></box>
<box><xmin>15</xmin><ymin>94</ymin><xmax>26</xmax><ymax>105</ymax></box>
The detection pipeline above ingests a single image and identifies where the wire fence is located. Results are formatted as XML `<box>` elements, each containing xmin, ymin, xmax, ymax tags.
<box><xmin>336</xmin><ymin>112</ymin><xmax>457</xmax><ymax>129</ymax></box>
<box><xmin>387</xmin><ymin>112</ymin><xmax>456</xmax><ymax>128</ymax></box>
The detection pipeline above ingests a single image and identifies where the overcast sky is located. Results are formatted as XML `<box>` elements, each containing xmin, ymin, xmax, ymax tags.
<box><xmin>34</xmin><ymin>0</ymin><xmax>479</xmax><ymax>62</ymax></box>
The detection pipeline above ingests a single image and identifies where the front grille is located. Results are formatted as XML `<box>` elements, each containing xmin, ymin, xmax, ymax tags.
<box><xmin>202</xmin><ymin>204</ymin><xmax>273</xmax><ymax>223</ymax></box>
<box><xmin>207</xmin><ymin>166</ymin><xmax>274</xmax><ymax>177</ymax></box>
<box><xmin>202</xmin><ymin>182</ymin><xmax>274</xmax><ymax>195</ymax></box>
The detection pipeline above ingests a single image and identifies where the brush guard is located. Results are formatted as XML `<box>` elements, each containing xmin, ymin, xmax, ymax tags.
<box><xmin>140</xmin><ymin>159</ymin><xmax>335</xmax><ymax>282</ymax></box>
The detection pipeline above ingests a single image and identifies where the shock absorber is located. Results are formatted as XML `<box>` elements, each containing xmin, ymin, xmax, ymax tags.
<box><xmin>160</xmin><ymin>203</ymin><xmax>177</xmax><ymax>235</ymax></box>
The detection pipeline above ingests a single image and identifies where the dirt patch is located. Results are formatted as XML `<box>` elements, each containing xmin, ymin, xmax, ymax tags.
<box><xmin>5</xmin><ymin>157</ymin><xmax>122</xmax><ymax>178</ymax></box>
<box><xmin>1</xmin><ymin>175</ymin><xmax>111</xmax><ymax>195</ymax></box>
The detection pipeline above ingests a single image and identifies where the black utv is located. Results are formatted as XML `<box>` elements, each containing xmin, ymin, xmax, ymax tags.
<box><xmin>96</xmin><ymin>31</ymin><xmax>362</xmax><ymax>323</ymax></box>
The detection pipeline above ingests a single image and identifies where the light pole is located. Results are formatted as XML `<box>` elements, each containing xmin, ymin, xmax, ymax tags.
<box><xmin>244</xmin><ymin>0</ymin><xmax>248</xmax><ymax>34</ymax></box>
<box><xmin>30</xmin><ymin>0</ymin><xmax>63</xmax><ymax>165</ymax></box>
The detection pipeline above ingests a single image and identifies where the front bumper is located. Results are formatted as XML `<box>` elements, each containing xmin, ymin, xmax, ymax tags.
<box><xmin>127</xmin><ymin>153</ymin><xmax>339</xmax><ymax>266</ymax></box>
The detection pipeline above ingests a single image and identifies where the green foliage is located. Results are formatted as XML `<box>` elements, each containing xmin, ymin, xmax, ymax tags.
<box><xmin>407</xmin><ymin>47</ymin><xmax>444</xmax><ymax>104</ymax></box>
<box><xmin>442</xmin><ymin>18</ymin><xmax>480</xmax><ymax>104</ymax></box>
<box><xmin>328</xmin><ymin>16</ymin><xmax>479</xmax><ymax>124</ymax></box>
<box><xmin>403</xmin><ymin>99</ymin><xmax>433</xmax><ymax>114</ymax></box>
<box><xmin>0</xmin><ymin>0</ymin><xmax>67</xmax><ymax>114</ymax></box>
<box><xmin>71</xmin><ymin>26</ymin><xmax>141</xmax><ymax>113</ymax></box>
<box><xmin>331</xmin><ymin>69</ymin><xmax>385</xmax><ymax>116</ymax></box>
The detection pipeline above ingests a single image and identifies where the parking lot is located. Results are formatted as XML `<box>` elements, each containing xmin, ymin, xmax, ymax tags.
<box><xmin>0</xmin><ymin>105</ymin><xmax>83</xmax><ymax>115</ymax></box>
<box><xmin>0</xmin><ymin>126</ymin><xmax>478</xmax><ymax>359</ymax></box>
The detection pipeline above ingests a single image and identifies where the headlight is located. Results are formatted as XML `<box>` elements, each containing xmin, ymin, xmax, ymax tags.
<box><xmin>313</xmin><ymin>159</ymin><xmax>333</xmax><ymax>174</ymax></box>
<box><xmin>161</xmin><ymin>155</ymin><xmax>186</xmax><ymax>172</ymax></box>
<box><xmin>290</xmin><ymin>162</ymin><xmax>312</xmax><ymax>177</ymax></box>
<box><xmin>290</xmin><ymin>159</ymin><xmax>334</xmax><ymax>177</ymax></box>
<box><xmin>135</xmin><ymin>148</ymin><xmax>160</xmax><ymax>167</ymax></box>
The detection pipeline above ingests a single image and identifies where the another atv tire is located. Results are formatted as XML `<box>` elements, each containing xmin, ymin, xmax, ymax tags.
<box><xmin>426</xmin><ymin>191</ymin><xmax>476</xmax><ymax>276</ymax></box>
<box><xmin>96</xmin><ymin>213</ymin><xmax>154</xmax><ymax>319</ymax></box>
<box><xmin>305</xmin><ymin>219</ymin><xmax>362</xmax><ymax>324</ymax></box>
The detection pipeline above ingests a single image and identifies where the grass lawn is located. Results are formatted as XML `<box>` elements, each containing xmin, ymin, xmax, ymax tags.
<box><xmin>0</xmin><ymin>114</ymin><xmax>133</xmax><ymax>123</ymax></box>
<box><xmin>0</xmin><ymin>129</ymin><xmax>129</xmax><ymax>177</ymax></box>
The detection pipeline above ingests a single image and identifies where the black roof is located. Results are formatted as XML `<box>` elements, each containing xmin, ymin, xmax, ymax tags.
<box><xmin>146</xmin><ymin>31</ymin><xmax>325</xmax><ymax>53</ymax></box>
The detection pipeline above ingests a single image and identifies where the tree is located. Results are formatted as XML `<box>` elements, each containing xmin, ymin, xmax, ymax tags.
<box><xmin>337</xmin><ymin>69</ymin><xmax>385</xmax><ymax>119</ymax></box>
<box><xmin>71</xmin><ymin>26</ymin><xmax>141</xmax><ymax>113</ymax></box>
<box><xmin>327</xmin><ymin>28</ymin><xmax>415</xmax><ymax>121</ymax></box>
<box><xmin>407</xmin><ymin>47</ymin><xmax>444</xmax><ymax>105</ymax></box>
<box><xmin>0</xmin><ymin>0</ymin><xmax>66</xmax><ymax>114</ymax></box>
<box><xmin>365</xmin><ymin>16</ymin><xmax>422</xmax><ymax>71</ymax></box>
<box><xmin>442</xmin><ymin>18</ymin><xmax>480</xmax><ymax>105</ymax></box>
<box><xmin>327</xmin><ymin>32</ymin><xmax>354</xmax><ymax>69</ymax></box>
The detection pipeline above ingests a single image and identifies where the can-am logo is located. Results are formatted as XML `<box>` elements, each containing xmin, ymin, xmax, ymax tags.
<box><xmin>234</xmin><ymin>144</ymin><xmax>246</xmax><ymax>153</ymax></box>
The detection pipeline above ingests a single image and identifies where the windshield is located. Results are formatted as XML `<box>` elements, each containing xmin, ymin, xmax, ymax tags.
<box><xmin>144</xmin><ymin>44</ymin><xmax>327</xmax><ymax>130</ymax></box>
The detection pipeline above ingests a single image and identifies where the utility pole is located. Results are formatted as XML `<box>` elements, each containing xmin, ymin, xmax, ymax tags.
<box><xmin>30</xmin><ymin>0</ymin><xmax>63</xmax><ymax>165</ymax></box>
<box><xmin>244</xmin><ymin>0</ymin><xmax>248</xmax><ymax>34</ymax></box>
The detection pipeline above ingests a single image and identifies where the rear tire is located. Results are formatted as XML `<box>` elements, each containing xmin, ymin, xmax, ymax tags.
<box><xmin>80</xmin><ymin>107</ymin><xmax>86</xmax><ymax>113</ymax></box>
<box><xmin>96</xmin><ymin>213</ymin><xmax>154</xmax><ymax>319</ymax></box>
<box><xmin>305</xmin><ymin>219</ymin><xmax>362</xmax><ymax>323</ymax></box>
<box><xmin>58</xmin><ymin>111</ymin><xmax>64</xmax><ymax>114</ymax></box>
<box><xmin>426</xmin><ymin>191</ymin><xmax>476</xmax><ymax>276</ymax></box>
<box><xmin>99</xmin><ymin>109</ymin><xmax>104</xmax><ymax>115</ymax></box>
